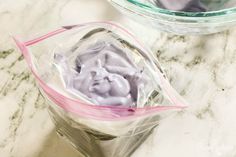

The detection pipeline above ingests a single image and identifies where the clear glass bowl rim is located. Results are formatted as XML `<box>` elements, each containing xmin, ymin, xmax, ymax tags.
<box><xmin>111</xmin><ymin>0</ymin><xmax>236</xmax><ymax>18</ymax></box>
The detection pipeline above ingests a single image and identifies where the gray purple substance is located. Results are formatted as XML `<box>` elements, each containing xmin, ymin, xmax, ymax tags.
<box><xmin>150</xmin><ymin>0</ymin><xmax>208</xmax><ymax>12</ymax></box>
<box><xmin>55</xmin><ymin>41</ymin><xmax>146</xmax><ymax>107</ymax></box>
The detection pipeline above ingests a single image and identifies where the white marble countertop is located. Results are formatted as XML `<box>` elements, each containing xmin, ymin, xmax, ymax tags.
<box><xmin>1</xmin><ymin>0</ymin><xmax>236</xmax><ymax>157</ymax></box>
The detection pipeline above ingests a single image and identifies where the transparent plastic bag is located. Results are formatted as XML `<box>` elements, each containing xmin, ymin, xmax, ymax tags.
<box><xmin>14</xmin><ymin>21</ymin><xmax>187</xmax><ymax>157</ymax></box>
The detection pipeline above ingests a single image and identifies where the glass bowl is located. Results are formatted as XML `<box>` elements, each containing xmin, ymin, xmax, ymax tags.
<box><xmin>108</xmin><ymin>0</ymin><xmax>236</xmax><ymax>35</ymax></box>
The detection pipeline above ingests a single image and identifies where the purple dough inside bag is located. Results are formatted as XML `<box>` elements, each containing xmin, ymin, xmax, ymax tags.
<box><xmin>14</xmin><ymin>21</ymin><xmax>188</xmax><ymax>157</ymax></box>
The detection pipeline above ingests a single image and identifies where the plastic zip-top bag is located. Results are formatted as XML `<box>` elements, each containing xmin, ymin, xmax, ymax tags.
<box><xmin>14</xmin><ymin>21</ymin><xmax>188</xmax><ymax>157</ymax></box>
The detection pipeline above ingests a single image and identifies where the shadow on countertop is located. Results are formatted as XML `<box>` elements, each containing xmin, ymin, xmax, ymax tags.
<box><xmin>35</xmin><ymin>129</ymin><xmax>82</xmax><ymax>157</ymax></box>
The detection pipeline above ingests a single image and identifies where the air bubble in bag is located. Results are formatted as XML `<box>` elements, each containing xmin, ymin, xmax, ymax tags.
<box><xmin>14</xmin><ymin>21</ymin><xmax>188</xmax><ymax>157</ymax></box>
